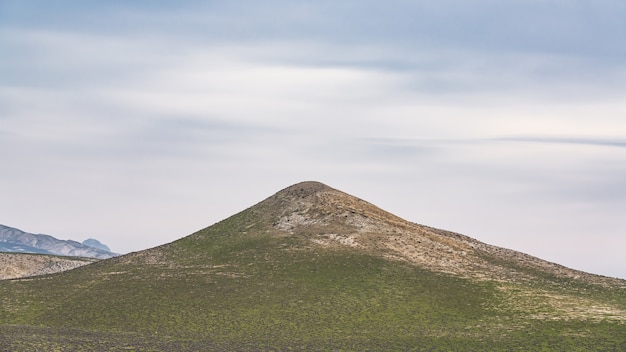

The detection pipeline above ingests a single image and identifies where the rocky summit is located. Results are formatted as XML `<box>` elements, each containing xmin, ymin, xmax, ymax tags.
<box><xmin>0</xmin><ymin>181</ymin><xmax>624</xmax><ymax>351</ymax></box>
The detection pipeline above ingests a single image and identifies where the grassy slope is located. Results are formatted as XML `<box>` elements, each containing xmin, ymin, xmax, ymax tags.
<box><xmin>1</xmin><ymin>188</ymin><xmax>625</xmax><ymax>351</ymax></box>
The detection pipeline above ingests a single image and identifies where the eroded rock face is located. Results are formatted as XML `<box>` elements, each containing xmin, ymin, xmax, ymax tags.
<box><xmin>0</xmin><ymin>253</ymin><xmax>97</xmax><ymax>280</ymax></box>
<box><xmin>259</xmin><ymin>182</ymin><xmax>624</xmax><ymax>287</ymax></box>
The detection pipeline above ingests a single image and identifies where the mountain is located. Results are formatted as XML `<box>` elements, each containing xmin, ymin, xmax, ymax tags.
<box><xmin>0</xmin><ymin>181</ymin><xmax>624</xmax><ymax>351</ymax></box>
<box><xmin>82</xmin><ymin>238</ymin><xmax>111</xmax><ymax>252</ymax></box>
<box><xmin>0</xmin><ymin>224</ymin><xmax>118</xmax><ymax>259</ymax></box>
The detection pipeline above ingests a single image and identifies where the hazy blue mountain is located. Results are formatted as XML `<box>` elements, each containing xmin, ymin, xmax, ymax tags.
<box><xmin>0</xmin><ymin>224</ymin><xmax>118</xmax><ymax>259</ymax></box>
<box><xmin>82</xmin><ymin>238</ymin><xmax>111</xmax><ymax>252</ymax></box>
<box><xmin>0</xmin><ymin>241</ymin><xmax>53</xmax><ymax>255</ymax></box>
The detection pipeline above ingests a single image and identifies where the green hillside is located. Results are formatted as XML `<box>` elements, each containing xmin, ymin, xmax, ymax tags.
<box><xmin>1</xmin><ymin>182</ymin><xmax>624</xmax><ymax>351</ymax></box>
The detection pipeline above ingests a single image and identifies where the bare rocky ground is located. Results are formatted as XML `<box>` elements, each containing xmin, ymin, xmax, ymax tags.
<box><xmin>266</xmin><ymin>182</ymin><xmax>626</xmax><ymax>322</ymax></box>
<box><xmin>271</xmin><ymin>182</ymin><xmax>623</xmax><ymax>285</ymax></box>
<box><xmin>0</xmin><ymin>253</ymin><xmax>97</xmax><ymax>280</ymax></box>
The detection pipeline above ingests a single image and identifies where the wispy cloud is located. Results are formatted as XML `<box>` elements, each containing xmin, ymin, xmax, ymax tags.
<box><xmin>494</xmin><ymin>136</ymin><xmax>626</xmax><ymax>149</ymax></box>
<box><xmin>2</xmin><ymin>1</ymin><xmax>626</xmax><ymax>278</ymax></box>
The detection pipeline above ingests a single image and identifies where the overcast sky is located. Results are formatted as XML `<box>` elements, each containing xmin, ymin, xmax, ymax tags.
<box><xmin>2</xmin><ymin>1</ymin><xmax>625</xmax><ymax>279</ymax></box>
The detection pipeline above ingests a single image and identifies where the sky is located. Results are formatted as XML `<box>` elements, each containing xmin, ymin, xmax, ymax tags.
<box><xmin>1</xmin><ymin>1</ymin><xmax>625</xmax><ymax>279</ymax></box>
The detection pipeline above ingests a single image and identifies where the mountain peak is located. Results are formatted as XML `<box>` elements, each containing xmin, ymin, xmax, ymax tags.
<box><xmin>82</xmin><ymin>238</ymin><xmax>112</xmax><ymax>252</ymax></box>
<box><xmin>275</xmin><ymin>181</ymin><xmax>334</xmax><ymax>198</ymax></box>
<box><xmin>191</xmin><ymin>181</ymin><xmax>621</xmax><ymax>287</ymax></box>
<box><xmin>272</xmin><ymin>180</ymin><xmax>403</xmax><ymax>220</ymax></box>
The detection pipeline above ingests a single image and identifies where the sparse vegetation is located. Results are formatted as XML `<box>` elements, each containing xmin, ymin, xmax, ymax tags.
<box><xmin>0</xmin><ymin>182</ymin><xmax>624</xmax><ymax>351</ymax></box>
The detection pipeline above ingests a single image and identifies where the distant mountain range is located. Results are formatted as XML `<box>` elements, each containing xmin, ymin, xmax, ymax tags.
<box><xmin>0</xmin><ymin>224</ymin><xmax>118</xmax><ymax>259</ymax></box>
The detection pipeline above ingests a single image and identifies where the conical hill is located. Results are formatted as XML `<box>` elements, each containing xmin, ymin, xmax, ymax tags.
<box><xmin>156</xmin><ymin>181</ymin><xmax>622</xmax><ymax>285</ymax></box>
<box><xmin>0</xmin><ymin>181</ymin><xmax>624</xmax><ymax>351</ymax></box>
